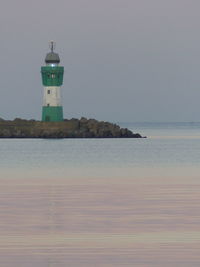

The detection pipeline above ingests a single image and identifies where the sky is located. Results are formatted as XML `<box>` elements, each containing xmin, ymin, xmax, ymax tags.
<box><xmin>0</xmin><ymin>0</ymin><xmax>200</xmax><ymax>122</ymax></box>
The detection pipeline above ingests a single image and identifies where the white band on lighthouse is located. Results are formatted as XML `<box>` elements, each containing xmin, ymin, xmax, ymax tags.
<box><xmin>43</xmin><ymin>86</ymin><xmax>62</xmax><ymax>107</ymax></box>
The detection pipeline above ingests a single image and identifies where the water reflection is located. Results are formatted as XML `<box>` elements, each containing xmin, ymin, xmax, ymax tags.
<box><xmin>0</xmin><ymin>175</ymin><xmax>200</xmax><ymax>266</ymax></box>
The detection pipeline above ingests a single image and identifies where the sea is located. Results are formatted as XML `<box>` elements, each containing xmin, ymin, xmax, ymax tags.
<box><xmin>0</xmin><ymin>122</ymin><xmax>200</xmax><ymax>266</ymax></box>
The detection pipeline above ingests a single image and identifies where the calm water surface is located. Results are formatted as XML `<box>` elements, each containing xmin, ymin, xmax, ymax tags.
<box><xmin>0</xmin><ymin>122</ymin><xmax>200</xmax><ymax>266</ymax></box>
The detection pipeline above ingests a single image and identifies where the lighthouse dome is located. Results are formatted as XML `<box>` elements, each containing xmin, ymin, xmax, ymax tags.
<box><xmin>45</xmin><ymin>52</ymin><xmax>60</xmax><ymax>64</ymax></box>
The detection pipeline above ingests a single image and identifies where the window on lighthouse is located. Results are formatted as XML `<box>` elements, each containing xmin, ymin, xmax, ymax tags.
<box><xmin>47</xmin><ymin>90</ymin><xmax>51</xmax><ymax>94</ymax></box>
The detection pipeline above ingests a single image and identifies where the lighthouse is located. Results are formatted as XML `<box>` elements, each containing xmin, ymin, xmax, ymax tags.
<box><xmin>41</xmin><ymin>42</ymin><xmax>64</xmax><ymax>121</ymax></box>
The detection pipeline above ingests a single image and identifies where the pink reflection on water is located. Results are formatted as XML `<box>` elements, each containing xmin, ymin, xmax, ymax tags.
<box><xmin>0</xmin><ymin>168</ymin><xmax>200</xmax><ymax>266</ymax></box>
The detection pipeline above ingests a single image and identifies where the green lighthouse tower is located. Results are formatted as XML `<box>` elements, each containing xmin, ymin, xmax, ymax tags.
<box><xmin>41</xmin><ymin>41</ymin><xmax>64</xmax><ymax>122</ymax></box>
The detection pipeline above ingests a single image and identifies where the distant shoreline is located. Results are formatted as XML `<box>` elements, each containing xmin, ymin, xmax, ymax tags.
<box><xmin>0</xmin><ymin>118</ymin><xmax>143</xmax><ymax>138</ymax></box>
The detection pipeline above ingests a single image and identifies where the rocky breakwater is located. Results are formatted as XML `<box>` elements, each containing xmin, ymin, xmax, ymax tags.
<box><xmin>0</xmin><ymin>118</ymin><xmax>143</xmax><ymax>138</ymax></box>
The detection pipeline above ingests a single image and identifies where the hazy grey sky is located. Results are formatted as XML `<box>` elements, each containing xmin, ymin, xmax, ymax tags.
<box><xmin>0</xmin><ymin>0</ymin><xmax>200</xmax><ymax>122</ymax></box>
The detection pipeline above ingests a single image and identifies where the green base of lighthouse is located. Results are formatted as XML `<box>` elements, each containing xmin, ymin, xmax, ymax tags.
<box><xmin>42</xmin><ymin>106</ymin><xmax>63</xmax><ymax>122</ymax></box>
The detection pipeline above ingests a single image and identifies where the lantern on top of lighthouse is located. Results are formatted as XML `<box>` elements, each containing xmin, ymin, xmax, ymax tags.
<box><xmin>41</xmin><ymin>41</ymin><xmax>64</xmax><ymax>122</ymax></box>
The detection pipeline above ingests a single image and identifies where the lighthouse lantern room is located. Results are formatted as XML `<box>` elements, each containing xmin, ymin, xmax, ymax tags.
<box><xmin>41</xmin><ymin>41</ymin><xmax>64</xmax><ymax>121</ymax></box>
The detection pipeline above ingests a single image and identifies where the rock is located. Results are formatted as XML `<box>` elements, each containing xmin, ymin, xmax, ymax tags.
<box><xmin>0</xmin><ymin>118</ymin><xmax>144</xmax><ymax>138</ymax></box>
